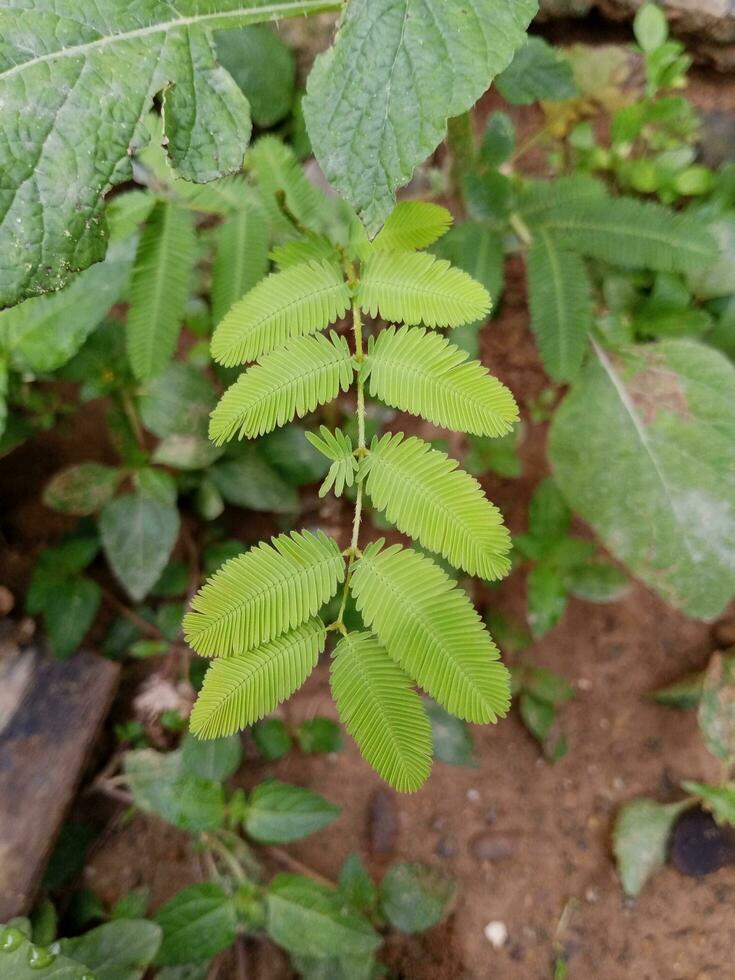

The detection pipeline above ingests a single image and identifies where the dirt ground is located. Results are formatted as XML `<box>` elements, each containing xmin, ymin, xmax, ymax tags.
<box><xmin>2</xmin><ymin>33</ymin><xmax>735</xmax><ymax>980</ymax></box>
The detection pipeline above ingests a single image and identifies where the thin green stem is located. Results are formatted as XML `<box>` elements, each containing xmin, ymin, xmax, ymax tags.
<box><xmin>510</xmin><ymin>212</ymin><xmax>533</xmax><ymax>248</ymax></box>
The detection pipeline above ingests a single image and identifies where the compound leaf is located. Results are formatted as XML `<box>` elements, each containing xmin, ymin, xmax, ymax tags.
<box><xmin>358</xmin><ymin>251</ymin><xmax>491</xmax><ymax>328</ymax></box>
<box><xmin>303</xmin><ymin>0</ymin><xmax>536</xmax><ymax>233</ymax></box>
<box><xmin>184</xmin><ymin>531</ymin><xmax>344</xmax><ymax>657</ymax></box>
<box><xmin>211</xmin><ymin>260</ymin><xmax>351</xmax><ymax>366</ymax></box>
<box><xmin>126</xmin><ymin>202</ymin><xmax>197</xmax><ymax>380</ymax></box>
<box><xmin>362</xmin><ymin>433</ymin><xmax>511</xmax><ymax>580</ymax></box>
<box><xmin>351</xmin><ymin>543</ymin><xmax>510</xmax><ymax>723</ymax></box>
<box><xmin>372</xmin><ymin>202</ymin><xmax>453</xmax><ymax>253</ymax></box>
<box><xmin>211</xmin><ymin>202</ymin><xmax>269</xmax><ymax>324</ymax></box>
<box><xmin>364</xmin><ymin>325</ymin><xmax>518</xmax><ymax>437</ymax></box>
<box><xmin>331</xmin><ymin>632</ymin><xmax>432</xmax><ymax>792</ymax></box>
<box><xmin>210</xmin><ymin>333</ymin><xmax>354</xmax><ymax>444</ymax></box>
<box><xmin>190</xmin><ymin>619</ymin><xmax>326</xmax><ymax>737</ymax></box>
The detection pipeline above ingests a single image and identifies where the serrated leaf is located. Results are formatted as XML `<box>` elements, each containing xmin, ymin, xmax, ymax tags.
<box><xmin>210</xmin><ymin>332</ymin><xmax>354</xmax><ymax>444</ymax></box>
<box><xmin>351</xmin><ymin>543</ymin><xmax>510</xmax><ymax>724</ymax></box>
<box><xmin>209</xmin><ymin>450</ymin><xmax>298</xmax><ymax>513</ymax></box>
<box><xmin>267</xmin><ymin>874</ymin><xmax>381</xmax><ymax>959</ymax></box>
<box><xmin>180</xmin><ymin>733</ymin><xmax>242</xmax><ymax>781</ymax></box>
<box><xmin>613</xmin><ymin>798</ymin><xmax>688</xmax><ymax>897</ymax></box>
<box><xmin>59</xmin><ymin>919</ymin><xmax>162</xmax><ymax>980</ymax></box>
<box><xmin>549</xmin><ymin>339</ymin><xmax>735</xmax><ymax>619</ymax></box>
<box><xmin>496</xmin><ymin>36</ymin><xmax>577</xmax><ymax>105</ymax></box>
<box><xmin>373</xmin><ymin>202</ymin><xmax>453</xmax><ymax>253</ymax></box>
<box><xmin>190</xmin><ymin>619</ymin><xmax>326</xmax><ymax>737</ymax></box>
<box><xmin>379</xmin><ymin>862</ymin><xmax>454</xmax><ymax>934</ymax></box>
<box><xmin>303</xmin><ymin>0</ymin><xmax>536</xmax><ymax>233</ymax></box>
<box><xmin>244</xmin><ymin>779</ymin><xmax>340</xmax><ymax>843</ymax></box>
<box><xmin>527</xmin><ymin>229</ymin><xmax>592</xmax><ymax>383</ymax></box>
<box><xmin>139</xmin><ymin>363</ymin><xmax>217</xmax><ymax>440</ymax></box>
<box><xmin>331</xmin><ymin>632</ymin><xmax>432</xmax><ymax>792</ymax></box>
<box><xmin>154</xmin><ymin>884</ymin><xmax>236</xmax><ymax>967</ymax></box>
<box><xmin>212</xmin><ymin>260</ymin><xmax>350</xmax><ymax>367</ymax></box>
<box><xmin>362</xmin><ymin>433</ymin><xmax>511</xmax><ymax>580</ymax></box>
<box><xmin>43</xmin><ymin>576</ymin><xmax>101</xmax><ymax>660</ymax></box>
<box><xmin>43</xmin><ymin>463</ymin><xmax>122</xmax><ymax>516</ymax></box>
<box><xmin>126</xmin><ymin>202</ymin><xmax>197</xmax><ymax>380</ymax></box>
<box><xmin>358</xmin><ymin>251</ymin><xmax>491</xmax><ymax>328</ymax></box>
<box><xmin>124</xmin><ymin>749</ymin><xmax>225</xmax><ymax>833</ymax></box>
<box><xmin>0</xmin><ymin>0</ymin><xmax>337</xmax><ymax>309</ymax></box>
<box><xmin>364</xmin><ymin>326</ymin><xmax>518</xmax><ymax>437</ymax></box>
<box><xmin>211</xmin><ymin>202</ymin><xmax>269</xmax><ymax>324</ymax></box>
<box><xmin>100</xmin><ymin>491</ymin><xmax>180</xmax><ymax>603</ymax></box>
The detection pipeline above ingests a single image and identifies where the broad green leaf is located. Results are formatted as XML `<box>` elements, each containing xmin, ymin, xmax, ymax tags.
<box><xmin>481</xmin><ymin>111</ymin><xmax>516</xmax><ymax>168</ymax></box>
<box><xmin>518</xmin><ymin>666</ymin><xmax>574</xmax><ymax>706</ymax></box>
<box><xmin>496</xmin><ymin>37</ymin><xmax>577</xmax><ymax>105</ymax></box>
<box><xmin>682</xmin><ymin>782</ymin><xmax>735</xmax><ymax>827</ymax></box>
<box><xmin>518</xmin><ymin>691</ymin><xmax>556</xmax><ymax>742</ymax></box>
<box><xmin>527</xmin><ymin>229</ymin><xmax>592</xmax><ymax>383</ymax></box>
<box><xmin>126</xmin><ymin>202</ymin><xmax>197</xmax><ymax>380</ymax></box>
<box><xmin>549</xmin><ymin>340</ymin><xmax>735</xmax><ymax>619</ymax></box>
<box><xmin>0</xmin><ymin>932</ymin><xmax>89</xmax><ymax>979</ymax></box>
<box><xmin>43</xmin><ymin>463</ymin><xmax>122</xmax><ymax>516</ymax></box>
<box><xmin>59</xmin><ymin>920</ymin><xmax>162</xmax><ymax>980</ymax></box>
<box><xmin>139</xmin><ymin>363</ymin><xmax>217</xmax><ymax>440</ymax></box>
<box><xmin>296</xmin><ymin>718</ymin><xmax>343</xmax><ymax>754</ymax></box>
<box><xmin>424</xmin><ymin>698</ymin><xmax>478</xmax><ymax>768</ymax></box>
<box><xmin>379</xmin><ymin>862</ymin><xmax>455</xmax><ymax>934</ymax></box>
<box><xmin>180</xmin><ymin>733</ymin><xmax>243</xmax><ymax>781</ymax></box>
<box><xmin>243</xmin><ymin>779</ymin><xmax>340</xmax><ymax>843</ymax></box>
<box><xmin>331</xmin><ymin>632</ymin><xmax>432</xmax><ymax>792</ymax></box>
<box><xmin>152</xmin><ymin>434</ymin><xmax>223</xmax><ymax>471</ymax></box>
<box><xmin>100</xmin><ymin>491</ymin><xmax>180</xmax><ymax>602</ymax></box>
<box><xmin>252</xmin><ymin>718</ymin><xmax>293</xmax><ymax>760</ymax></box>
<box><xmin>190</xmin><ymin>620</ymin><xmax>326</xmax><ymax>737</ymax></box>
<box><xmin>698</xmin><ymin>654</ymin><xmax>735</xmax><ymax>764</ymax></box>
<box><xmin>527</xmin><ymin>564</ymin><xmax>568</xmax><ymax>639</ymax></box>
<box><xmin>338</xmin><ymin>854</ymin><xmax>377</xmax><ymax>913</ymax></box>
<box><xmin>124</xmin><ymin>749</ymin><xmax>225</xmax><ymax>832</ymax></box>
<box><xmin>303</xmin><ymin>0</ymin><xmax>536</xmax><ymax>233</ymax></box>
<box><xmin>210</xmin><ymin>452</ymin><xmax>299</xmax><ymax>513</ymax></box>
<box><xmin>0</xmin><ymin>241</ymin><xmax>134</xmax><ymax>372</ymax></box>
<box><xmin>43</xmin><ymin>576</ymin><xmax>101</xmax><ymax>660</ymax></box>
<box><xmin>154</xmin><ymin>884</ymin><xmax>236</xmax><ymax>966</ymax></box>
<box><xmin>528</xmin><ymin>479</ymin><xmax>571</xmax><ymax>549</ymax></box>
<box><xmin>266</xmin><ymin>874</ymin><xmax>381</xmax><ymax>959</ymax></box>
<box><xmin>565</xmin><ymin>562</ymin><xmax>630</xmax><ymax>602</ymax></box>
<box><xmin>290</xmin><ymin>955</ymin><xmax>378</xmax><ymax>980</ymax></box>
<box><xmin>211</xmin><ymin>201</ymin><xmax>269</xmax><ymax>324</ymax></box>
<box><xmin>634</xmin><ymin>3</ymin><xmax>669</xmax><ymax>52</ymax></box>
<box><xmin>0</xmin><ymin>0</ymin><xmax>337</xmax><ymax>308</ymax></box>
<box><xmin>216</xmin><ymin>25</ymin><xmax>296</xmax><ymax>127</ymax></box>
<box><xmin>613</xmin><ymin>798</ymin><xmax>688</xmax><ymax>897</ymax></box>
<box><xmin>351</xmin><ymin>543</ymin><xmax>510</xmax><ymax>724</ymax></box>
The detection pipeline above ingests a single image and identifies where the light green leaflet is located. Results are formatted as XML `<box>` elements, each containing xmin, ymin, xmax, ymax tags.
<box><xmin>550</xmin><ymin>339</ymin><xmax>735</xmax><ymax>619</ymax></box>
<box><xmin>0</xmin><ymin>0</ymin><xmax>339</xmax><ymax>308</ymax></box>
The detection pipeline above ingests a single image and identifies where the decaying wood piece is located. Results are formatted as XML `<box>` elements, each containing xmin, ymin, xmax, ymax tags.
<box><xmin>0</xmin><ymin>644</ymin><xmax>119</xmax><ymax>919</ymax></box>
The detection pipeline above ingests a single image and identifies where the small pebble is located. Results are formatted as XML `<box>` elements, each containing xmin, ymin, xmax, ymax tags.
<box><xmin>484</xmin><ymin>921</ymin><xmax>508</xmax><ymax>949</ymax></box>
<box><xmin>467</xmin><ymin>788</ymin><xmax>481</xmax><ymax>803</ymax></box>
<box><xmin>470</xmin><ymin>832</ymin><xmax>515</xmax><ymax>862</ymax></box>
<box><xmin>435</xmin><ymin>837</ymin><xmax>458</xmax><ymax>859</ymax></box>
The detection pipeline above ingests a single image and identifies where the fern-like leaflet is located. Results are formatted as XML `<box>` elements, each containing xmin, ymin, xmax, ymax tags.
<box><xmin>186</xmin><ymin>188</ymin><xmax>517</xmax><ymax>791</ymax></box>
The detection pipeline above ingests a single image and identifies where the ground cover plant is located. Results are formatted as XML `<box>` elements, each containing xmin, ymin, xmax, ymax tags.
<box><xmin>2</xmin><ymin>0</ymin><xmax>735</xmax><ymax>976</ymax></box>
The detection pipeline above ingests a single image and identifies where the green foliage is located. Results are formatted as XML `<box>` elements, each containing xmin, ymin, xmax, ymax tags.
<box><xmin>303</xmin><ymin>0</ymin><xmax>536</xmax><ymax>232</ymax></box>
<box><xmin>682</xmin><ymin>782</ymin><xmax>735</xmax><ymax>828</ymax></box>
<box><xmin>698</xmin><ymin>654</ymin><xmax>735</xmax><ymax>765</ymax></box>
<box><xmin>306</xmin><ymin>427</ymin><xmax>359</xmax><ymax>498</ymax></box>
<box><xmin>59</xmin><ymin>919</ymin><xmax>162</xmax><ymax>980</ymax></box>
<box><xmin>496</xmin><ymin>37</ymin><xmax>577</xmax><ymax>105</ymax></box>
<box><xmin>296</xmin><ymin>718</ymin><xmax>343</xmax><ymax>754</ymax></box>
<box><xmin>211</xmin><ymin>202</ymin><xmax>269</xmax><ymax>325</ymax></box>
<box><xmin>154</xmin><ymin>884</ymin><xmax>237</xmax><ymax>966</ymax></box>
<box><xmin>126</xmin><ymin>202</ymin><xmax>197</xmax><ymax>380</ymax></box>
<box><xmin>372</xmin><ymin>202</ymin><xmax>454</xmax><ymax>253</ymax></box>
<box><xmin>243</xmin><ymin>780</ymin><xmax>340</xmax><ymax>843</ymax></box>
<box><xmin>215</xmin><ymin>25</ymin><xmax>296</xmax><ymax>128</ymax></box>
<box><xmin>331</xmin><ymin>632</ymin><xmax>432</xmax><ymax>793</ymax></box>
<box><xmin>43</xmin><ymin>463</ymin><xmax>122</xmax><ymax>517</ymax></box>
<box><xmin>124</xmin><ymin>749</ymin><xmax>225</xmax><ymax>833</ymax></box>
<box><xmin>613</xmin><ymin>798</ymin><xmax>688</xmax><ymax>897</ymax></box>
<box><xmin>424</xmin><ymin>699</ymin><xmax>477</xmax><ymax>768</ymax></box>
<box><xmin>379</xmin><ymin>863</ymin><xmax>454</xmax><ymax>934</ymax></box>
<box><xmin>512</xmin><ymin>664</ymin><xmax>574</xmax><ymax>761</ymax></box>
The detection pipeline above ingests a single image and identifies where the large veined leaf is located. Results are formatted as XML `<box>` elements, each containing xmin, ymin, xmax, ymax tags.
<box><xmin>362</xmin><ymin>433</ymin><xmax>511</xmax><ymax>581</ymax></box>
<box><xmin>331</xmin><ymin>632</ymin><xmax>432</xmax><ymax>792</ymax></box>
<box><xmin>191</xmin><ymin>619</ymin><xmax>326</xmax><ymax>737</ymax></box>
<box><xmin>526</xmin><ymin>229</ymin><xmax>592</xmax><ymax>383</ymax></box>
<box><xmin>127</xmin><ymin>202</ymin><xmax>197</xmax><ymax>380</ymax></box>
<box><xmin>210</xmin><ymin>333</ymin><xmax>354</xmax><ymax>444</ymax></box>
<box><xmin>363</xmin><ymin>326</ymin><xmax>518</xmax><ymax>437</ymax></box>
<box><xmin>549</xmin><ymin>339</ymin><xmax>735</xmax><ymax>619</ymax></box>
<box><xmin>0</xmin><ymin>0</ymin><xmax>338</xmax><ymax>309</ymax></box>
<box><xmin>211</xmin><ymin>260</ymin><xmax>351</xmax><ymax>366</ymax></box>
<box><xmin>303</xmin><ymin>0</ymin><xmax>537</xmax><ymax>234</ymax></box>
<box><xmin>357</xmin><ymin>252</ymin><xmax>491</xmax><ymax>328</ymax></box>
<box><xmin>540</xmin><ymin>198</ymin><xmax>717</xmax><ymax>274</ymax></box>
<box><xmin>0</xmin><ymin>240</ymin><xmax>134</xmax><ymax>374</ymax></box>
<box><xmin>60</xmin><ymin>919</ymin><xmax>162</xmax><ymax>980</ymax></box>
<box><xmin>184</xmin><ymin>531</ymin><xmax>344</xmax><ymax>656</ymax></box>
<box><xmin>211</xmin><ymin>202</ymin><xmax>269</xmax><ymax>324</ymax></box>
<box><xmin>351</xmin><ymin>543</ymin><xmax>510</xmax><ymax>723</ymax></box>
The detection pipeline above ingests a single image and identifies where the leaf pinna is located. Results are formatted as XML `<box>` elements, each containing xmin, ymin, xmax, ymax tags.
<box><xmin>186</xmin><ymin>198</ymin><xmax>516</xmax><ymax>791</ymax></box>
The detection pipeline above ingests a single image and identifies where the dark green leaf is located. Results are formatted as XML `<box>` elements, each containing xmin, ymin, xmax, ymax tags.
<box><xmin>496</xmin><ymin>37</ymin><xmax>577</xmax><ymax>105</ymax></box>
<box><xmin>124</xmin><ymin>749</ymin><xmax>224</xmax><ymax>833</ymax></box>
<box><xmin>180</xmin><ymin>733</ymin><xmax>243</xmax><ymax>781</ymax></box>
<box><xmin>296</xmin><ymin>718</ymin><xmax>343</xmax><ymax>754</ymax></box>
<box><xmin>613</xmin><ymin>798</ymin><xmax>688</xmax><ymax>897</ymax></box>
<box><xmin>155</xmin><ymin>884</ymin><xmax>237</xmax><ymax>966</ymax></box>
<box><xmin>379</xmin><ymin>862</ymin><xmax>455</xmax><ymax>934</ymax></box>
<box><xmin>481</xmin><ymin>111</ymin><xmax>515</xmax><ymax>168</ymax></box>
<box><xmin>566</xmin><ymin>561</ymin><xmax>630</xmax><ymax>602</ymax></box>
<box><xmin>244</xmin><ymin>780</ymin><xmax>340</xmax><ymax>844</ymax></box>
<box><xmin>59</xmin><ymin>920</ymin><xmax>162</xmax><ymax>980</ymax></box>
<box><xmin>210</xmin><ymin>452</ymin><xmax>298</xmax><ymax>513</ymax></box>
<box><xmin>111</xmin><ymin>888</ymin><xmax>150</xmax><ymax>921</ymax></box>
<box><xmin>261</xmin><ymin>427</ymin><xmax>331</xmax><ymax>487</ymax></box>
<box><xmin>100</xmin><ymin>492</ymin><xmax>180</xmax><ymax>602</ymax></box>
<box><xmin>518</xmin><ymin>692</ymin><xmax>556</xmax><ymax>742</ymax></box>
<box><xmin>0</xmin><ymin>933</ymin><xmax>89</xmax><ymax>979</ymax></box>
<box><xmin>528</xmin><ymin>478</ymin><xmax>571</xmax><ymax>548</ymax></box>
<box><xmin>139</xmin><ymin>364</ymin><xmax>217</xmax><ymax>440</ymax></box>
<box><xmin>424</xmin><ymin>699</ymin><xmax>477</xmax><ymax>767</ymax></box>
<box><xmin>527</xmin><ymin>564</ymin><xmax>568</xmax><ymax>639</ymax></box>
<box><xmin>43</xmin><ymin>463</ymin><xmax>122</xmax><ymax>517</ymax></box>
<box><xmin>338</xmin><ymin>854</ymin><xmax>378</xmax><ymax>913</ymax></box>
<box><xmin>252</xmin><ymin>718</ymin><xmax>293</xmax><ymax>761</ymax></box>
<box><xmin>43</xmin><ymin>576</ymin><xmax>101</xmax><ymax>660</ymax></box>
<box><xmin>520</xmin><ymin>667</ymin><xmax>574</xmax><ymax>706</ymax></box>
<box><xmin>216</xmin><ymin>26</ymin><xmax>296</xmax><ymax>128</ymax></box>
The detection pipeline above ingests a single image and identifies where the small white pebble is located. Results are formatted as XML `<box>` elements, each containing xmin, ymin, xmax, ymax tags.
<box><xmin>484</xmin><ymin>921</ymin><xmax>508</xmax><ymax>949</ymax></box>
<box><xmin>585</xmin><ymin>887</ymin><xmax>599</xmax><ymax>904</ymax></box>
<box><xmin>466</xmin><ymin>788</ymin><xmax>481</xmax><ymax>803</ymax></box>
<box><xmin>578</xmin><ymin>677</ymin><xmax>592</xmax><ymax>691</ymax></box>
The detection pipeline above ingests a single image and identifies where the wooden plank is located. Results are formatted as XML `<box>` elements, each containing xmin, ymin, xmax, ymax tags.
<box><xmin>0</xmin><ymin>647</ymin><xmax>120</xmax><ymax>919</ymax></box>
